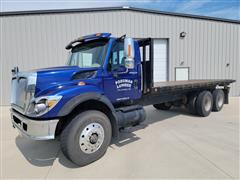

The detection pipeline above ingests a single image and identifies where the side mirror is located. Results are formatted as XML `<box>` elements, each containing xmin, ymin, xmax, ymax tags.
<box><xmin>124</xmin><ymin>37</ymin><xmax>135</xmax><ymax>69</ymax></box>
<box><xmin>11</xmin><ymin>66</ymin><xmax>19</xmax><ymax>76</ymax></box>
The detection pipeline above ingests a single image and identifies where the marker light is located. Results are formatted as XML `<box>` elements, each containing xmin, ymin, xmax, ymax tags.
<box><xmin>47</xmin><ymin>99</ymin><xmax>58</xmax><ymax>108</ymax></box>
<box><xmin>78</xmin><ymin>81</ymin><xmax>86</xmax><ymax>86</ymax></box>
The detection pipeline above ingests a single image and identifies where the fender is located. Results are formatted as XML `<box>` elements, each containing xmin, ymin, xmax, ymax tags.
<box><xmin>58</xmin><ymin>92</ymin><xmax>119</xmax><ymax>138</ymax></box>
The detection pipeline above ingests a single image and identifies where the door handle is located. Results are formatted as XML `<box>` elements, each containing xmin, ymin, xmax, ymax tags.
<box><xmin>113</xmin><ymin>73</ymin><xmax>118</xmax><ymax>78</ymax></box>
<box><xmin>134</xmin><ymin>80</ymin><xmax>138</xmax><ymax>89</ymax></box>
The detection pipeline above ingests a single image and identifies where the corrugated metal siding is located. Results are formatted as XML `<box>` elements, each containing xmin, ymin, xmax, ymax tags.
<box><xmin>1</xmin><ymin>10</ymin><xmax>239</xmax><ymax>105</ymax></box>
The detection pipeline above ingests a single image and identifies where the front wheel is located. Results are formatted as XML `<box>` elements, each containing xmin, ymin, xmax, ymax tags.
<box><xmin>60</xmin><ymin>110</ymin><xmax>112</xmax><ymax>166</ymax></box>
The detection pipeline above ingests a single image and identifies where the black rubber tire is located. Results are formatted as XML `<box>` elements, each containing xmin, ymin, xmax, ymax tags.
<box><xmin>153</xmin><ymin>103</ymin><xmax>172</xmax><ymax>110</ymax></box>
<box><xmin>212</xmin><ymin>89</ymin><xmax>225</xmax><ymax>112</ymax></box>
<box><xmin>187</xmin><ymin>93</ymin><xmax>198</xmax><ymax>115</ymax></box>
<box><xmin>60</xmin><ymin>110</ymin><xmax>112</xmax><ymax>166</ymax></box>
<box><xmin>196</xmin><ymin>91</ymin><xmax>213</xmax><ymax>117</ymax></box>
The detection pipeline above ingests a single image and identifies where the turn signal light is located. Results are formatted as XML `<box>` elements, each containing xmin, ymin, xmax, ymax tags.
<box><xmin>47</xmin><ymin>99</ymin><xmax>58</xmax><ymax>108</ymax></box>
<box><xmin>78</xmin><ymin>81</ymin><xmax>86</xmax><ymax>86</ymax></box>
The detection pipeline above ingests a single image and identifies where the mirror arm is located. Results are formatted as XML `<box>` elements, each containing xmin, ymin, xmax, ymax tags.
<box><xmin>112</xmin><ymin>67</ymin><xmax>128</xmax><ymax>78</ymax></box>
<box><xmin>117</xmin><ymin>68</ymin><xmax>128</xmax><ymax>74</ymax></box>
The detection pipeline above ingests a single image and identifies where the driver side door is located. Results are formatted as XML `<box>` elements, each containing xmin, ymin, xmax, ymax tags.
<box><xmin>103</xmin><ymin>41</ymin><xmax>140</xmax><ymax>103</ymax></box>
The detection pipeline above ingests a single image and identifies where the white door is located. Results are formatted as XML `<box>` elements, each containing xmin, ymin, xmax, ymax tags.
<box><xmin>153</xmin><ymin>39</ymin><xmax>168</xmax><ymax>82</ymax></box>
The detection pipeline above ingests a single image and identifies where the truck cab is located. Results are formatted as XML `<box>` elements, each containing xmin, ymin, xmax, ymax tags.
<box><xmin>11</xmin><ymin>33</ymin><xmax>234</xmax><ymax>166</ymax></box>
<box><xmin>65</xmin><ymin>33</ymin><xmax>142</xmax><ymax>103</ymax></box>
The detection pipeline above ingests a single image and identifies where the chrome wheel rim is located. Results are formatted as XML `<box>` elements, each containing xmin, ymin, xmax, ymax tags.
<box><xmin>79</xmin><ymin>123</ymin><xmax>104</xmax><ymax>154</ymax></box>
<box><xmin>204</xmin><ymin>96</ymin><xmax>212</xmax><ymax>112</ymax></box>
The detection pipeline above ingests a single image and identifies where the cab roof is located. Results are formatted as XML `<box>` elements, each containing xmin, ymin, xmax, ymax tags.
<box><xmin>65</xmin><ymin>33</ymin><xmax>111</xmax><ymax>50</ymax></box>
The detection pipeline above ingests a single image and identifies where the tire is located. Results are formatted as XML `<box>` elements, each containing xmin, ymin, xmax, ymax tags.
<box><xmin>212</xmin><ymin>89</ymin><xmax>224</xmax><ymax>111</ymax></box>
<box><xmin>187</xmin><ymin>93</ymin><xmax>198</xmax><ymax>115</ymax></box>
<box><xmin>196</xmin><ymin>91</ymin><xmax>213</xmax><ymax>117</ymax></box>
<box><xmin>153</xmin><ymin>102</ymin><xmax>172</xmax><ymax>110</ymax></box>
<box><xmin>60</xmin><ymin>110</ymin><xmax>112</xmax><ymax>166</ymax></box>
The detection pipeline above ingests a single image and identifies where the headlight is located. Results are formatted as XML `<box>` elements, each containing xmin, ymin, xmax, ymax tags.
<box><xmin>34</xmin><ymin>103</ymin><xmax>47</xmax><ymax>113</ymax></box>
<box><xmin>26</xmin><ymin>95</ymin><xmax>62</xmax><ymax>117</ymax></box>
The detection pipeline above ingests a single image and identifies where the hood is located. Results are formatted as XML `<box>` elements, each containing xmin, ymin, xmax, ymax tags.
<box><xmin>34</xmin><ymin>66</ymin><xmax>80</xmax><ymax>73</ymax></box>
<box><xmin>34</xmin><ymin>66</ymin><xmax>98</xmax><ymax>96</ymax></box>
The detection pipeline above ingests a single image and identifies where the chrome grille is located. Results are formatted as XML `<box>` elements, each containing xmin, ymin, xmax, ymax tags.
<box><xmin>11</xmin><ymin>72</ymin><xmax>37</xmax><ymax>114</ymax></box>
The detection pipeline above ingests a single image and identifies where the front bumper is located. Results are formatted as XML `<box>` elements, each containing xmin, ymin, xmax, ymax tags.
<box><xmin>11</xmin><ymin>109</ymin><xmax>59</xmax><ymax>140</ymax></box>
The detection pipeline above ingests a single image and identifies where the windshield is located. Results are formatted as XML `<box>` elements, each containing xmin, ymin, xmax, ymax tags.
<box><xmin>67</xmin><ymin>40</ymin><xmax>108</xmax><ymax>68</ymax></box>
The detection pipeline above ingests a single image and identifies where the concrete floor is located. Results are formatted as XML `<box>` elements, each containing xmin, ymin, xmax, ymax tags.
<box><xmin>1</xmin><ymin>98</ymin><xmax>239</xmax><ymax>179</ymax></box>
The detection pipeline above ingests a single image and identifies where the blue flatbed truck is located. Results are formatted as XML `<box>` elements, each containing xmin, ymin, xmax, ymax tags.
<box><xmin>11</xmin><ymin>33</ymin><xmax>235</xmax><ymax>166</ymax></box>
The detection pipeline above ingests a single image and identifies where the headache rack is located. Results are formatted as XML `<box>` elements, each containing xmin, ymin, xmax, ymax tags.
<box><xmin>138</xmin><ymin>38</ymin><xmax>154</xmax><ymax>94</ymax></box>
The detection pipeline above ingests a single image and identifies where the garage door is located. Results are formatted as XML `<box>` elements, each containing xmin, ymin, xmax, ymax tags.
<box><xmin>153</xmin><ymin>39</ymin><xmax>168</xmax><ymax>82</ymax></box>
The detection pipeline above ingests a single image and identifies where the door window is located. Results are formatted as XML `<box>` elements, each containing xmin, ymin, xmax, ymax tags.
<box><xmin>108</xmin><ymin>42</ymin><xmax>125</xmax><ymax>70</ymax></box>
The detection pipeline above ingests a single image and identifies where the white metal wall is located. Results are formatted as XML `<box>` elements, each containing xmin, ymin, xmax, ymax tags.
<box><xmin>1</xmin><ymin>10</ymin><xmax>239</xmax><ymax>105</ymax></box>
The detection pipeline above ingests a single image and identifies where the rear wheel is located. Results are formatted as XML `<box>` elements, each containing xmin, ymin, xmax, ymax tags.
<box><xmin>60</xmin><ymin>110</ymin><xmax>112</xmax><ymax>166</ymax></box>
<box><xmin>153</xmin><ymin>102</ymin><xmax>172</xmax><ymax>110</ymax></box>
<box><xmin>212</xmin><ymin>89</ymin><xmax>224</xmax><ymax>111</ymax></box>
<box><xmin>187</xmin><ymin>93</ymin><xmax>198</xmax><ymax>115</ymax></box>
<box><xmin>196</xmin><ymin>91</ymin><xmax>213</xmax><ymax>117</ymax></box>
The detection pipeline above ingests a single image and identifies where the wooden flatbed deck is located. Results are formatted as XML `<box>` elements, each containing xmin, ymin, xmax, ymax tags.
<box><xmin>154</xmin><ymin>79</ymin><xmax>234</xmax><ymax>90</ymax></box>
<box><xmin>139</xmin><ymin>79</ymin><xmax>235</xmax><ymax>106</ymax></box>
<box><xmin>149</xmin><ymin>79</ymin><xmax>235</xmax><ymax>97</ymax></box>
